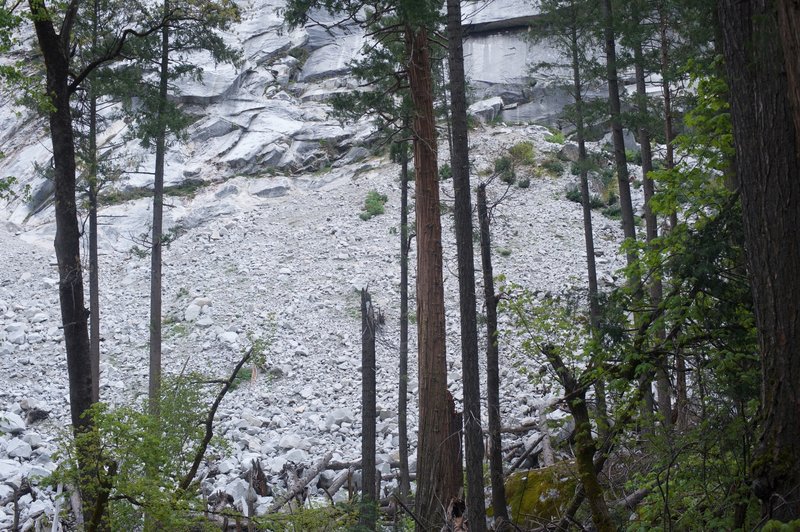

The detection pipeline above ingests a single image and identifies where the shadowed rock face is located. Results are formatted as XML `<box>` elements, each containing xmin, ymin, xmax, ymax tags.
<box><xmin>0</xmin><ymin>0</ymin><xmax>573</xmax><ymax>226</ymax></box>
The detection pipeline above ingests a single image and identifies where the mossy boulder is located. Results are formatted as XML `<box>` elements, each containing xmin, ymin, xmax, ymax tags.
<box><xmin>503</xmin><ymin>461</ymin><xmax>577</xmax><ymax>527</ymax></box>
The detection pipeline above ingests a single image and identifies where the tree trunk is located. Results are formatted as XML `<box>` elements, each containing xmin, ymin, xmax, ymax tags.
<box><xmin>87</xmin><ymin>0</ymin><xmax>101</xmax><ymax>404</ymax></box>
<box><xmin>658</xmin><ymin>5</ymin><xmax>687</xmax><ymax>429</ymax></box>
<box><xmin>29</xmin><ymin>3</ymin><xmax>95</xmax><ymax>517</ymax></box>
<box><xmin>777</xmin><ymin>0</ymin><xmax>800</xmax><ymax>156</ymax></box>
<box><xmin>148</xmin><ymin>8</ymin><xmax>169</xmax><ymax>414</ymax></box>
<box><xmin>477</xmin><ymin>183</ymin><xmax>509</xmax><ymax>528</ymax></box>
<box><xmin>569</xmin><ymin>14</ymin><xmax>608</xmax><ymax>439</ymax></box>
<box><xmin>545</xmin><ymin>348</ymin><xmax>613</xmax><ymax>532</ymax></box>
<box><xmin>601</xmin><ymin>0</ymin><xmax>654</xmax><ymax>418</ymax></box>
<box><xmin>406</xmin><ymin>25</ymin><xmax>459</xmax><ymax>531</ymax></box>
<box><xmin>29</xmin><ymin>0</ymin><xmax>94</xmax><ymax>437</ymax></box>
<box><xmin>633</xmin><ymin>38</ymin><xmax>672</xmax><ymax>429</ymax></box>
<box><xmin>398</xmin><ymin>141</ymin><xmax>411</xmax><ymax>501</ymax></box>
<box><xmin>719</xmin><ymin>0</ymin><xmax>800</xmax><ymax>520</ymax></box>
<box><xmin>360</xmin><ymin>289</ymin><xmax>377</xmax><ymax>529</ymax></box>
<box><xmin>600</xmin><ymin>0</ymin><xmax>636</xmax><ymax>258</ymax></box>
<box><xmin>446</xmin><ymin>0</ymin><xmax>486</xmax><ymax>527</ymax></box>
<box><xmin>88</xmin><ymin>95</ymin><xmax>101</xmax><ymax>404</ymax></box>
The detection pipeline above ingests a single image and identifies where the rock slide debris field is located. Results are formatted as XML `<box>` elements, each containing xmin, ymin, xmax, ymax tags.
<box><xmin>0</xmin><ymin>125</ymin><xmax>635</xmax><ymax>528</ymax></box>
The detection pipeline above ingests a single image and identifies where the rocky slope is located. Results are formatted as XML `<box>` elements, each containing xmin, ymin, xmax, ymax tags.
<box><xmin>0</xmin><ymin>121</ymin><xmax>641</xmax><ymax>528</ymax></box>
<box><xmin>0</xmin><ymin>0</ymin><xmax>645</xmax><ymax>526</ymax></box>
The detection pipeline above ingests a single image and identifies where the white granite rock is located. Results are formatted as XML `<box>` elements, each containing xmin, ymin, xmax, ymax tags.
<box><xmin>0</xmin><ymin>412</ymin><xmax>25</xmax><ymax>434</ymax></box>
<box><xmin>7</xmin><ymin>438</ymin><xmax>32</xmax><ymax>459</ymax></box>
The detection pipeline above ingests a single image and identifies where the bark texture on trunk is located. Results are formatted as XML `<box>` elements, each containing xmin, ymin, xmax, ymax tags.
<box><xmin>398</xmin><ymin>142</ymin><xmax>411</xmax><ymax>501</ymax></box>
<box><xmin>477</xmin><ymin>184</ymin><xmax>509</xmax><ymax>528</ymax></box>
<box><xmin>633</xmin><ymin>39</ymin><xmax>672</xmax><ymax>428</ymax></box>
<box><xmin>88</xmin><ymin>97</ymin><xmax>101</xmax><ymax>404</ymax></box>
<box><xmin>148</xmin><ymin>11</ymin><xmax>169</xmax><ymax>413</ymax></box>
<box><xmin>777</xmin><ymin>0</ymin><xmax>800</xmax><ymax>156</ymax></box>
<box><xmin>720</xmin><ymin>0</ymin><xmax>800</xmax><ymax>520</ymax></box>
<box><xmin>406</xmin><ymin>25</ymin><xmax>459</xmax><ymax>531</ymax></box>
<box><xmin>360</xmin><ymin>289</ymin><xmax>377</xmax><ymax>529</ymax></box>
<box><xmin>29</xmin><ymin>0</ymin><xmax>94</xmax><ymax>435</ymax></box>
<box><xmin>445</xmin><ymin>0</ymin><xmax>486</xmax><ymax>527</ymax></box>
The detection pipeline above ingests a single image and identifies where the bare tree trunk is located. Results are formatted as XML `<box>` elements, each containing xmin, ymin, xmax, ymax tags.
<box><xmin>406</xmin><ymin>25</ymin><xmax>459</xmax><ymax>531</ymax></box>
<box><xmin>477</xmin><ymin>184</ymin><xmax>509</xmax><ymax>528</ymax></box>
<box><xmin>777</xmin><ymin>0</ymin><xmax>800</xmax><ymax>156</ymax></box>
<box><xmin>148</xmin><ymin>7</ymin><xmax>169</xmax><ymax>414</ymax></box>
<box><xmin>633</xmin><ymin>37</ymin><xmax>672</xmax><ymax>428</ymax></box>
<box><xmin>600</xmin><ymin>0</ymin><xmax>636</xmax><ymax>259</ymax></box>
<box><xmin>398</xmin><ymin>141</ymin><xmax>411</xmax><ymax>501</ymax></box>
<box><xmin>445</xmin><ymin>0</ymin><xmax>486</xmax><ymax>527</ymax></box>
<box><xmin>601</xmin><ymin>0</ymin><xmax>655</xmax><ymax>418</ymax></box>
<box><xmin>88</xmin><ymin>98</ymin><xmax>101</xmax><ymax>404</ymax></box>
<box><xmin>720</xmin><ymin>0</ymin><xmax>800</xmax><ymax>520</ymax></box>
<box><xmin>87</xmin><ymin>0</ymin><xmax>101</xmax><ymax>404</ymax></box>
<box><xmin>29</xmin><ymin>3</ymin><xmax>96</xmax><ymax>517</ymax></box>
<box><xmin>360</xmin><ymin>289</ymin><xmax>377</xmax><ymax>529</ymax></box>
<box><xmin>568</xmin><ymin>11</ymin><xmax>608</xmax><ymax>438</ymax></box>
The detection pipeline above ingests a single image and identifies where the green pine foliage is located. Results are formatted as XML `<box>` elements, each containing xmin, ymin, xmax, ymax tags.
<box><xmin>360</xmin><ymin>190</ymin><xmax>388</xmax><ymax>220</ymax></box>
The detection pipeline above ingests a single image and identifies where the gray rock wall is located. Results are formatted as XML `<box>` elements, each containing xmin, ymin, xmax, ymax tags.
<box><xmin>0</xmin><ymin>0</ymin><xmax>574</xmax><ymax>226</ymax></box>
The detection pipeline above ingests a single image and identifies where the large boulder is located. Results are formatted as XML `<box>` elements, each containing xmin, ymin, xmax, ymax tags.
<box><xmin>468</xmin><ymin>97</ymin><xmax>505</xmax><ymax>123</ymax></box>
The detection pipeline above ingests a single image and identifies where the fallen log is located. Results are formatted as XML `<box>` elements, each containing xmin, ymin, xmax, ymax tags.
<box><xmin>268</xmin><ymin>451</ymin><xmax>333</xmax><ymax>513</ymax></box>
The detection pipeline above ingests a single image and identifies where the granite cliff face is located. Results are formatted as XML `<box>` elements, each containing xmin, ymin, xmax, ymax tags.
<box><xmin>0</xmin><ymin>0</ymin><xmax>575</xmax><ymax>232</ymax></box>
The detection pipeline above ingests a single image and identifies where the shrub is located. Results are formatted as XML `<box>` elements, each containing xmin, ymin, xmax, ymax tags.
<box><xmin>541</xmin><ymin>158</ymin><xmax>565</xmax><ymax>176</ymax></box>
<box><xmin>565</xmin><ymin>184</ymin><xmax>605</xmax><ymax>209</ymax></box>
<box><xmin>360</xmin><ymin>190</ymin><xmax>388</xmax><ymax>220</ymax></box>
<box><xmin>509</xmin><ymin>141</ymin><xmax>536</xmax><ymax>165</ymax></box>
<box><xmin>439</xmin><ymin>163</ymin><xmax>452</xmax><ymax>180</ymax></box>
<box><xmin>544</xmin><ymin>131</ymin><xmax>566</xmax><ymax>144</ymax></box>
<box><xmin>602</xmin><ymin>204</ymin><xmax>622</xmax><ymax>219</ymax></box>
<box><xmin>517</xmin><ymin>177</ymin><xmax>530</xmax><ymax>189</ymax></box>
<box><xmin>495</xmin><ymin>155</ymin><xmax>516</xmax><ymax>184</ymax></box>
<box><xmin>625</xmin><ymin>148</ymin><xmax>643</xmax><ymax>166</ymax></box>
<box><xmin>51</xmin><ymin>376</ymin><xmax>220</xmax><ymax>530</ymax></box>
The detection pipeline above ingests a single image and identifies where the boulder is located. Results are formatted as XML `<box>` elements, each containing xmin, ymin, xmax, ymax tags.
<box><xmin>558</xmin><ymin>143</ymin><xmax>580</xmax><ymax>162</ymax></box>
<box><xmin>325</xmin><ymin>408</ymin><xmax>354</xmax><ymax>429</ymax></box>
<box><xmin>468</xmin><ymin>97</ymin><xmax>505</xmax><ymax>123</ymax></box>
<box><xmin>6</xmin><ymin>438</ymin><xmax>32</xmax><ymax>459</ymax></box>
<box><xmin>184</xmin><ymin>304</ymin><xmax>202</xmax><ymax>322</ymax></box>
<box><xmin>252</xmin><ymin>177</ymin><xmax>292</xmax><ymax>199</ymax></box>
<box><xmin>0</xmin><ymin>459</ymin><xmax>18</xmax><ymax>480</ymax></box>
<box><xmin>219</xmin><ymin>331</ymin><xmax>239</xmax><ymax>344</ymax></box>
<box><xmin>0</xmin><ymin>412</ymin><xmax>25</xmax><ymax>434</ymax></box>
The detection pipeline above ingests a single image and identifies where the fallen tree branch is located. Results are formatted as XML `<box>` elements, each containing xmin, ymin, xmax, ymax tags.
<box><xmin>178</xmin><ymin>347</ymin><xmax>253</xmax><ymax>493</ymax></box>
<box><xmin>268</xmin><ymin>451</ymin><xmax>333</xmax><ymax>513</ymax></box>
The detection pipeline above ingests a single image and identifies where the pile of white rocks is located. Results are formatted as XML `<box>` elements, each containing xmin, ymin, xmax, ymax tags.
<box><xmin>0</xmin><ymin>124</ymin><xmax>641</xmax><ymax>528</ymax></box>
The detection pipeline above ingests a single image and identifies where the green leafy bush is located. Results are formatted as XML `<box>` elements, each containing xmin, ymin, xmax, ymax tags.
<box><xmin>625</xmin><ymin>148</ymin><xmax>643</xmax><ymax>166</ymax></box>
<box><xmin>601</xmin><ymin>204</ymin><xmax>622</xmax><ymax>219</ymax></box>
<box><xmin>495</xmin><ymin>155</ymin><xmax>516</xmax><ymax>184</ymax></box>
<box><xmin>544</xmin><ymin>131</ymin><xmax>566</xmax><ymax>144</ymax></box>
<box><xmin>541</xmin><ymin>158</ymin><xmax>565</xmax><ymax>176</ymax></box>
<box><xmin>52</xmin><ymin>378</ymin><xmax>215</xmax><ymax>530</ymax></box>
<box><xmin>360</xmin><ymin>190</ymin><xmax>388</xmax><ymax>220</ymax></box>
<box><xmin>565</xmin><ymin>184</ymin><xmax>604</xmax><ymax>209</ymax></box>
<box><xmin>509</xmin><ymin>141</ymin><xmax>536</xmax><ymax>165</ymax></box>
<box><xmin>517</xmin><ymin>177</ymin><xmax>530</xmax><ymax>188</ymax></box>
<box><xmin>439</xmin><ymin>163</ymin><xmax>452</xmax><ymax>180</ymax></box>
